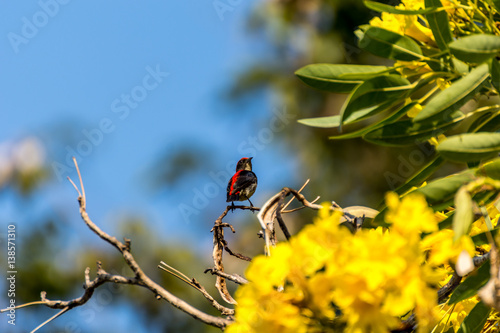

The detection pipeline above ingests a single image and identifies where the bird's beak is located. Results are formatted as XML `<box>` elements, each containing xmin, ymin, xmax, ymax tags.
<box><xmin>248</xmin><ymin>157</ymin><xmax>253</xmax><ymax>161</ymax></box>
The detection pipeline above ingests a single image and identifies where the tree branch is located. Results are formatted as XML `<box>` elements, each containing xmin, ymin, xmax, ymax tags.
<box><xmin>204</xmin><ymin>268</ymin><xmax>249</xmax><ymax>285</ymax></box>
<box><xmin>212</xmin><ymin>206</ymin><xmax>238</xmax><ymax>304</ymax></box>
<box><xmin>1</xmin><ymin>157</ymin><xmax>232</xmax><ymax>331</ymax></box>
<box><xmin>158</xmin><ymin>262</ymin><xmax>234</xmax><ymax>315</ymax></box>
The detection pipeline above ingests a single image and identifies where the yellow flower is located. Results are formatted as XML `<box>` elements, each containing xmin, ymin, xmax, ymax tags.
<box><xmin>441</xmin><ymin>0</ymin><xmax>469</xmax><ymax>29</ymax></box>
<box><xmin>227</xmin><ymin>285</ymin><xmax>309</xmax><ymax>333</ymax></box>
<box><xmin>434</xmin><ymin>211</ymin><xmax>448</xmax><ymax>222</ymax></box>
<box><xmin>470</xmin><ymin>204</ymin><xmax>499</xmax><ymax>236</ymax></box>
<box><xmin>245</xmin><ymin>243</ymin><xmax>292</xmax><ymax>291</ymax></box>
<box><xmin>435</xmin><ymin>297</ymin><xmax>480</xmax><ymax>332</ymax></box>
<box><xmin>228</xmin><ymin>195</ymin><xmax>444</xmax><ymax>332</ymax></box>
<box><xmin>369</xmin><ymin>0</ymin><xmax>434</xmax><ymax>44</ymax></box>
<box><xmin>421</xmin><ymin>230</ymin><xmax>475</xmax><ymax>266</ymax></box>
<box><xmin>428</xmin><ymin>134</ymin><xmax>447</xmax><ymax>147</ymax></box>
<box><xmin>436</xmin><ymin>78</ymin><xmax>451</xmax><ymax>90</ymax></box>
<box><xmin>469</xmin><ymin>203</ymin><xmax>499</xmax><ymax>252</ymax></box>
<box><xmin>406</xmin><ymin>102</ymin><xmax>423</xmax><ymax>118</ymax></box>
<box><xmin>386</xmin><ymin>192</ymin><xmax>438</xmax><ymax>236</ymax></box>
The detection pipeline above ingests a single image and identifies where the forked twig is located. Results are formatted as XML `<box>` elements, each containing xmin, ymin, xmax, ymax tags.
<box><xmin>158</xmin><ymin>262</ymin><xmax>234</xmax><ymax>315</ymax></box>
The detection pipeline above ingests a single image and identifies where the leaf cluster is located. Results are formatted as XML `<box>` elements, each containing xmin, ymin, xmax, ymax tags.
<box><xmin>294</xmin><ymin>0</ymin><xmax>500</xmax><ymax>330</ymax></box>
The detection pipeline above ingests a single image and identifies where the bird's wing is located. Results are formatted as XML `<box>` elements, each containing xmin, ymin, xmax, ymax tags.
<box><xmin>227</xmin><ymin>171</ymin><xmax>257</xmax><ymax>195</ymax></box>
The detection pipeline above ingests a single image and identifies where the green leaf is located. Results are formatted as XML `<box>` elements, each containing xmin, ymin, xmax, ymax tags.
<box><xmin>340</xmin><ymin>75</ymin><xmax>411</xmax><ymax>125</ymax></box>
<box><xmin>343</xmin><ymin>100</ymin><xmax>400</xmax><ymax>126</ymax></box>
<box><xmin>364</xmin><ymin>0</ymin><xmax>439</xmax><ymax>14</ymax></box>
<box><xmin>472</xmin><ymin>228</ymin><xmax>499</xmax><ymax>246</ymax></box>
<box><xmin>493</xmin><ymin>0</ymin><xmax>500</xmax><ymax>11</ymax></box>
<box><xmin>457</xmin><ymin>301</ymin><xmax>491</xmax><ymax>333</ymax></box>
<box><xmin>453</xmin><ymin>187</ymin><xmax>473</xmax><ymax>241</ymax></box>
<box><xmin>468</xmin><ymin>161</ymin><xmax>481</xmax><ymax>168</ymax></box>
<box><xmin>358</xmin><ymin>26</ymin><xmax>423</xmax><ymax>61</ymax></box>
<box><xmin>449</xmin><ymin>261</ymin><xmax>490</xmax><ymax>304</ymax></box>
<box><xmin>414</xmin><ymin>64</ymin><xmax>490</xmax><ymax>122</ymax></box>
<box><xmin>450</xmin><ymin>35</ymin><xmax>500</xmax><ymax>64</ymax></box>
<box><xmin>295</xmin><ymin>64</ymin><xmax>390</xmax><ymax>94</ymax></box>
<box><xmin>412</xmin><ymin>169</ymin><xmax>475</xmax><ymax>208</ymax></box>
<box><xmin>477</xmin><ymin>114</ymin><xmax>500</xmax><ymax>132</ymax></box>
<box><xmin>298</xmin><ymin>100</ymin><xmax>403</xmax><ymax>130</ymax></box>
<box><xmin>298</xmin><ymin>115</ymin><xmax>340</xmax><ymax>128</ymax></box>
<box><xmin>395</xmin><ymin>156</ymin><xmax>444</xmax><ymax>195</ymax></box>
<box><xmin>411</xmin><ymin>70</ymin><xmax>449</xmax><ymax>91</ymax></box>
<box><xmin>363</xmin><ymin>111</ymin><xmax>464</xmax><ymax>146</ymax></box>
<box><xmin>438</xmin><ymin>212</ymin><xmax>454</xmax><ymax>229</ymax></box>
<box><xmin>329</xmin><ymin>102</ymin><xmax>412</xmax><ymax>140</ymax></box>
<box><xmin>479</xmin><ymin>157</ymin><xmax>500</xmax><ymax>180</ymax></box>
<box><xmin>491</xmin><ymin>59</ymin><xmax>500</xmax><ymax>93</ymax></box>
<box><xmin>468</xmin><ymin>112</ymin><xmax>500</xmax><ymax>133</ymax></box>
<box><xmin>437</xmin><ymin>132</ymin><xmax>500</xmax><ymax>163</ymax></box>
<box><xmin>453</xmin><ymin>58</ymin><xmax>470</xmax><ymax>75</ymax></box>
<box><xmin>374</xmin><ymin>170</ymin><xmax>472</xmax><ymax>226</ymax></box>
<box><xmin>425</xmin><ymin>0</ymin><xmax>453</xmax><ymax>51</ymax></box>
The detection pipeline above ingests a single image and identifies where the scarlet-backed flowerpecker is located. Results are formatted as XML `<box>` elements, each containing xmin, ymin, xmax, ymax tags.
<box><xmin>226</xmin><ymin>157</ymin><xmax>257</xmax><ymax>207</ymax></box>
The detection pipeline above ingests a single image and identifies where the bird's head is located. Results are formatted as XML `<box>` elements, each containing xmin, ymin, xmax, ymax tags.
<box><xmin>235</xmin><ymin>157</ymin><xmax>253</xmax><ymax>172</ymax></box>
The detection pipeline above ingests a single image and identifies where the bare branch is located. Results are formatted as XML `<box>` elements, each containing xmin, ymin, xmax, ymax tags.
<box><xmin>212</xmin><ymin>206</ymin><xmax>237</xmax><ymax>304</ymax></box>
<box><xmin>258</xmin><ymin>187</ymin><xmax>328</xmax><ymax>254</ymax></box>
<box><xmin>437</xmin><ymin>272</ymin><xmax>462</xmax><ymax>303</ymax></box>
<box><xmin>158</xmin><ymin>262</ymin><xmax>234</xmax><ymax>315</ymax></box>
<box><xmin>275</xmin><ymin>211</ymin><xmax>291</xmax><ymax>240</ymax></box>
<box><xmin>0</xmin><ymin>300</ymin><xmax>46</xmax><ymax>312</ymax></box>
<box><xmin>224</xmin><ymin>246</ymin><xmax>252</xmax><ymax>262</ymax></box>
<box><xmin>227</xmin><ymin>204</ymin><xmax>260</xmax><ymax>212</ymax></box>
<box><xmin>283</xmin><ymin>196</ymin><xmax>320</xmax><ymax>213</ymax></box>
<box><xmin>282</xmin><ymin>179</ymin><xmax>310</xmax><ymax>211</ymax></box>
<box><xmin>66</xmin><ymin>175</ymin><xmax>81</xmax><ymax>197</ymax></box>
<box><xmin>30</xmin><ymin>307</ymin><xmax>70</xmax><ymax>333</ymax></box>
<box><xmin>158</xmin><ymin>261</ymin><xmax>195</xmax><ymax>286</ymax></box>
<box><xmin>73</xmin><ymin>156</ymin><xmax>86</xmax><ymax>203</ymax></box>
<box><xmin>7</xmin><ymin>158</ymin><xmax>232</xmax><ymax>331</ymax></box>
<box><xmin>257</xmin><ymin>187</ymin><xmax>379</xmax><ymax>253</ymax></box>
<box><xmin>38</xmin><ymin>266</ymin><xmax>124</xmax><ymax>310</ymax></box>
<box><xmin>204</xmin><ymin>268</ymin><xmax>248</xmax><ymax>285</ymax></box>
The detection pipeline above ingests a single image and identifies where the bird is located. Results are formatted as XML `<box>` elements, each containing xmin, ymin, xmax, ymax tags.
<box><xmin>226</xmin><ymin>157</ymin><xmax>258</xmax><ymax>209</ymax></box>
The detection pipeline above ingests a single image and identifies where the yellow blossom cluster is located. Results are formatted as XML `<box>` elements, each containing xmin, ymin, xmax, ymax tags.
<box><xmin>470</xmin><ymin>204</ymin><xmax>500</xmax><ymax>252</ymax></box>
<box><xmin>369</xmin><ymin>0</ymin><xmax>434</xmax><ymax>44</ymax></box>
<box><xmin>227</xmin><ymin>193</ymin><xmax>475</xmax><ymax>333</ymax></box>
<box><xmin>436</xmin><ymin>296</ymin><xmax>480</xmax><ymax>332</ymax></box>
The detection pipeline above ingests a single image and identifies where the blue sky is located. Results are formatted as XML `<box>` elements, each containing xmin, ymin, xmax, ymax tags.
<box><xmin>1</xmin><ymin>0</ymin><xmax>299</xmax><ymax>237</ymax></box>
<box><xmin>0</xmin><ymin>1</ymin><xmax>302</xmax><ymax>331</ymax></box>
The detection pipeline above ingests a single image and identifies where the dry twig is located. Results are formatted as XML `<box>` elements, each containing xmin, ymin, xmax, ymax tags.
<box><xmin>0</xmin><ymin>157</ymin><xmax>231</xmax><ymax>331</ymax></box>
<box><xmin>211</xmin><ymin>206</ymin><xmax>240</xmax><ymax>304</ymax></box>
<box><xmin>158</xmin><ymin>262</ymin><xmax>234</xmax><ymax>315</ymax></box>
<box><xmin>204</xmin><ymin>268</ymin><xmax>249</xmax><ymax>285</ymax></box>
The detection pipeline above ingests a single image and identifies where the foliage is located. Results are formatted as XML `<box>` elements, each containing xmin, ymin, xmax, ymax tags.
<box><xmin>296</xmin><ymin>0</ymin><xmax>500</xmax><ymax>173</ymax></box>
<box><xmin>228</xmin><ymin>0</ymin><xmax>500</xmax><ymax>331</ymax></box>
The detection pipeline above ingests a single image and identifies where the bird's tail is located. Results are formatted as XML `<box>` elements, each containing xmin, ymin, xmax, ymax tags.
<box><xmin>226</xmin><ymin>193</ymin><xmax>239</xmax><ymax>202</ymax></box>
